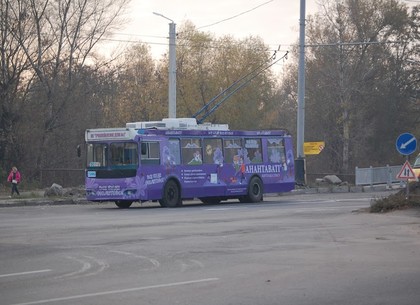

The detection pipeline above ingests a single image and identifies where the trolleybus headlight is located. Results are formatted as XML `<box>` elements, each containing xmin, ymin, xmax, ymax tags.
<box><xmin>86</xmin><ymin>190</ymin><xmax>96</xmax><ymax>196</ymax></box>
<box><xmin>124</xmin><ymin>189</ymin><xmax>137</xmax><ymax>196</ymax></box>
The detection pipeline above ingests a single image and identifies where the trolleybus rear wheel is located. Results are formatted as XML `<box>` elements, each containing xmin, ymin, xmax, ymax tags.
<box><xmin>245</xmin><ymin>176</ymin><xmax>263</xmax><ymax>203</ymax></box>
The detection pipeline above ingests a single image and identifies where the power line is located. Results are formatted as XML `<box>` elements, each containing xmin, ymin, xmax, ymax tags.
<box><xmin>102</xmin><ymin>37</ymin><xmax>404</xmax><ymax>54</ymax></box>
<box><xmin>305</xmin><ymin>40</ymin><xmax>403</xmax><ymax>47</ymax></box>
<box><xmin>99</xmin><ymin>36</ymin><xmax>290</xmax><ymax>53</ymax></box>
<box><xmin>197</xmin><ymin>0</ymin><xmax>275</xmax><ymax>29</ymax></box>
<box><xmin>107</xmin><ymin>32</ymin><xmax>167</xmax><ymax>39</ymax></box>
<box><xmin>100</xmin><ymin>37</ymin><xmax>168</xmax><ymax>46</ymax></box>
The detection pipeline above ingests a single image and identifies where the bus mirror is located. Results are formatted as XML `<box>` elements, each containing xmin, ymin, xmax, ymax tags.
<box><xmin>77</xmin><ymin>145</ymin><xmax>81</xmax><ymax>158</ymax></box>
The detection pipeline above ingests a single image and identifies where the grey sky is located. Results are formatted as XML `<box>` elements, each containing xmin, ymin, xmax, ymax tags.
<box><xmin>105</xmin><ymin>0</ymin><xmax>318</xmax><ymax>59</ymax></box>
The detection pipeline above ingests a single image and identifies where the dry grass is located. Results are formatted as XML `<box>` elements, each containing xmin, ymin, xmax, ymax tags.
<box><xmin>370</xmin><ymin>182</ymin><xmax>420</xmax><ymax>213</ymax></box>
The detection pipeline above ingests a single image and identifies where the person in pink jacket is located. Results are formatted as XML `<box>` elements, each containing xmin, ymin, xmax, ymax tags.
<box><xmin>7</xmin><ymin>166</ymin><xmax>21</xmax><ymax>197</ymax></box>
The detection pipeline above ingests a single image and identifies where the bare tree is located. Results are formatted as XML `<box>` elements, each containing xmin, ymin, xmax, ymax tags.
<box><xmin>304</xmin><ymin>0</ymin><xmax>417</xmax><ymax>172</ymax></box>
<box><xmin>111</xmin><ymin>43</ymin><xmax>165</xmax><ymax>125</ymax></box>
<box><xmin>0</xmin><ymin>0</ymin><xmax>34</xmax><ymax>169</ymax></box>
<box><xmin>2</xmin><ymin>0</ymin><xmax>129</xmax><ymax>178</ymax></box>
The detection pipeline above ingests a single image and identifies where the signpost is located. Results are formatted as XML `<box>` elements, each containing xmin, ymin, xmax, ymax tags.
<box><xmin>304</xmin><ymin>141</ymin><xmax>325</xmax><ymax>155</ymax></box>
<box><xmin>396</xmin><ymin>133</ymin><xmax>417</xmax><ymax>198</ymax></box>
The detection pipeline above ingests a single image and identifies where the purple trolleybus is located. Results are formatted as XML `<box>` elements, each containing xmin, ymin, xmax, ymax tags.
<box><xmin>85</xmin><ymin>118</ymin><xmax>295</xmax><ymax>208</ymax></box>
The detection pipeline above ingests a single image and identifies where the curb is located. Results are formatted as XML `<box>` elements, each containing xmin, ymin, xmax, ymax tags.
<box><xmin>0</xmin><ymin>198</ymin><xmax>89</xmax><ymax>208</ymax></box>
<box><xmin>290</xmin><ymin>184</ymin><xmax>402</xmax><ymax>195</ymax></box>
<box><xmin>0</xmin><ymin>184</ymin><xmax>403</xmax><ymax>208</ymax></box>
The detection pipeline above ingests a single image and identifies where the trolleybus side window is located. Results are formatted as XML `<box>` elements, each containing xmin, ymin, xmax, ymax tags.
<box><xmin>181</xmin><ymin>138</ymin><xmax>202</xmax><ymax>165</ymax></box>
<box><xmin>267</xmin><ymin>138</ymin><xmax>285</xmax><ymax>164</ymax></box>
<box><xmin>87</xmin><ymin>143</ymin><xmax>107</xmax><ymax>167</ymax></box>
<box><xmin>141</xmin><ymin>142</ymin><xmax>160</xmax><ymax>165</ymax></box>
<box><xmin>203</xmin><ymin>138</ymin><xmax>223</xmax><ymax>164</ymax></box>
<box><xmin>244</xmin><ymin>138</ymin><xmax>263</xmax><ymax>164</ymax></box>
<box><xmin>167</xmin><ymin>138</ymin><xmax>181</xmax><ymax>165</ymax></box>
<box><xmin>223</xmin><ymin>138</ymin><xmax>242</xmax><ymax>164</ymax></box>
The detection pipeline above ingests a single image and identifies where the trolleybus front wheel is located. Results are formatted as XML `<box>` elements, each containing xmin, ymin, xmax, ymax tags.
<box><xmin>159</xmin><ymin>180</ymin><xmax>182</xmax><ymax>208</ymax></box>
<box><xmin>115</xmin><ymin>200</ymin><xmax>133</xmax><ymax>209</ymax></box>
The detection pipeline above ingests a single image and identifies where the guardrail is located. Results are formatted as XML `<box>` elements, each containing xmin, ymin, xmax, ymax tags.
<box><xmin>355</xmin><ymin>165</ymin><xmax>404</xmax><ymax>186</ymax></box>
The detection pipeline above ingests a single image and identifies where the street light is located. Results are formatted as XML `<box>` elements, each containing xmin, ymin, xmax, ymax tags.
<box><xmin>153</xmin><ymin>12</ymin><xmax>177</xmax><ymax>118</ymax></box>
<box><xmin>296</xmin><ymin>0</ymin><xmax>306</xmax><ymax>185</ymax></box>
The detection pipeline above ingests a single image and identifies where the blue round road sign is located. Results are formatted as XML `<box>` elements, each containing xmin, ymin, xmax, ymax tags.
<box><xmin>396</xmin><ymin>133</ymin><xmax>417</xmax><ymax>155</ymax></box>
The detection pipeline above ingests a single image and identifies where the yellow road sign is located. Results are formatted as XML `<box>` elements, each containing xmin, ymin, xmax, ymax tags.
<box><xmin>304</xmin><ymin>141</ymin><xmax>325</xmax><ymax>155</ymax></box>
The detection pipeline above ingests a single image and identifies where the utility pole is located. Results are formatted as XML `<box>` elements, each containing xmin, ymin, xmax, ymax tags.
<box><xmin>296</xmin><ymin>0</ymin><xmax>306</xmax><ymax>185</ymax></box>
<box><xmin>153</xmin><ymin>12</ymin><xmax>177</xmax><ymax>118</ymax></box>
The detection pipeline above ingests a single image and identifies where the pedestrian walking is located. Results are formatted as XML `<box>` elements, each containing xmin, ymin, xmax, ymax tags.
<box><xmin>7</xmin><ymin>166</ymin><xmax>21</xmax><ymax>197</ymax></box>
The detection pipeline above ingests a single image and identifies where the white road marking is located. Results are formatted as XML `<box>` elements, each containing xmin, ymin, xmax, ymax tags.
<box><xmin>82</xmin><ymin>256</ymin><xmax>109</xmax><ymax>277</ymax></box>
<box><xmin>179</xmin><ymin>259</ymin><xmax>205</xmax><ymax>272</ymax></box>
<box><xmin>110</xmin><ymin>250</ymin><xmax>161</xmax><ymax>268</ymax></box>
<box><xmin>10</xmin><ymin>278</ymin><xmax>220</xmax><ymax>305</ymax></box>
<box><xmin>207</xmin><ymin>202</ymin><xmax>369</xmax><ymax>211</ymax></box>
<box><xmin>54</xmin><ymin>256</ymin><xmax>91</xmax><ymax>279</ymax></box>
<box><xmin>204</xmin><ymin>197</ymin><xmax>374</xmax><ymax>211</ymax></box>
<box><xmin>290</xmin><ymin>205</ymin><xmax>367</xmax><ymax>212</ymax></box>
<box><xmin>55</xmin><ymin>255</ymin><xmax>109</xmax><ymax>279</ymax></box>
<box><xmin>206</xmin><ymin>207</ymin><xmax>247</xmax><ymax>211</ymax></box>
<box><xmin>0</xmin><ymin>269</ymin><xmax>52</xmax><ymax>278</ymax></box>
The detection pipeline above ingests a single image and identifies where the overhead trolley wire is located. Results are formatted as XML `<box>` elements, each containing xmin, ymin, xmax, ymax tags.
<box><xmin>193</xmin><ymin>50</ymin><xmax>288</xmax><ymax>124</ymax></box>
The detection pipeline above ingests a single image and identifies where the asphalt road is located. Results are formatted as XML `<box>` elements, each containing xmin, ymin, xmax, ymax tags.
<box><xmin>1</xmin><ymin>192</ymin><xmax>419</xmax><ymax>305</ymax></box>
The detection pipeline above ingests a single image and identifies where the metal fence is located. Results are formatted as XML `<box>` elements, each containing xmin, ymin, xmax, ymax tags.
<box><xmin>40</xmin><ymin>169</ymin><xmax>85</xmax><ymax>188</ymax></box>
<box><xmin>306</xmin><ymin>173</ymin><xmax>355</xmax><ymax>185</ymax></box>
<box><xmin>355</xmin><ymin>165</ymin><xmax>403</xmax><ymax>186</ymax></box>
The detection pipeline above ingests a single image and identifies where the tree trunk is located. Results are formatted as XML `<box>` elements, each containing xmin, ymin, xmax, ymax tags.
<box><xmin>342</xmin><ymin>107</ymin><xmax>350</xmax><ymax>173</ymax></box>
